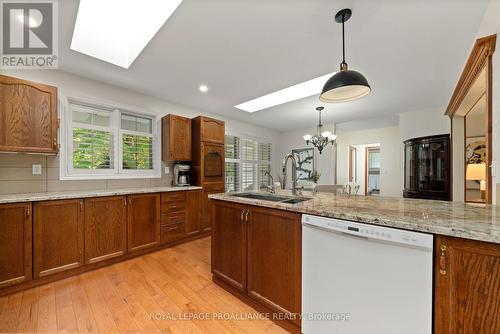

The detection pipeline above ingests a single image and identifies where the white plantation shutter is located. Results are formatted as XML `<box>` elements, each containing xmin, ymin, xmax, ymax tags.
<box><xmin>224</xmin><ymin>135</ymin><xmax>272</xmax><ymax>192</ymax></box>
<box><xmin>65</xmin><ymin>100</ymin><xmax>158</xmax><ymax>179</ymax></box>
<box><xmin>70</xmin><ymin>103</ymin><xmax>114</xmax><ymax>171</ymax></box>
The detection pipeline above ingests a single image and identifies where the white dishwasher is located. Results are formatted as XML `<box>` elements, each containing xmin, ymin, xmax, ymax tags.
<box><xmin>302</xmin><ymin>214</ymin><xmax>433</xmax><ymax>334</ymax></box>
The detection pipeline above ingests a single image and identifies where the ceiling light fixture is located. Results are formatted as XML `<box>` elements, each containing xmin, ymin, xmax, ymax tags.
<box><xmin>234</xmin><ymin>72</ymin><xmax>335</xmax><ymax>113</ymax></box>
<box><xmin>320</xmin><ymin>8</ymin><xmax>371</xmax><ymax>103</ymax></box>
<box><xmin>199</xmin><ymin>84</ymin><xmax>208</xmax><ymax>93</ymax></box>
<box><xmin>303</xmin><ymin>106</ymin><xmax>336</xmax><ymax>154</ymax></box>
<box><xmin>71</xmin><ymin>0</ymin><xmax>183</xmax><ymax>69</ymax></box>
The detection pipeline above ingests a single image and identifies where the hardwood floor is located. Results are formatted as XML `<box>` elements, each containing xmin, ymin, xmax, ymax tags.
<box><xmin>0</xmin><ymin>237</ymin><xmax>289</xmax><ymax>333</ymax></box>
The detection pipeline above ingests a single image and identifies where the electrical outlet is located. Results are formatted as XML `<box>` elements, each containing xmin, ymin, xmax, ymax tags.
<box><xmin>32</xmin><ymin>164</ymin><xmax>42</xmax><ymax>175</ymax></box>
<box><xmin>164</xmin><ymin>166</ymin><xmax>170</xmax><ymax>174</ymax></box>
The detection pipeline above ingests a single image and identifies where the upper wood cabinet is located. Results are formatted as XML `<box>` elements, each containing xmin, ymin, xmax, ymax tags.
<box><xmin>247</xmin><ymin>206</ymin><xmax>301</xmax><ymax>325</ymax></box>
<box><xmin>0</xmin><ymin>203</ymin><xmax>32</xmax><ymax>288</ymax></box>
<box><xmin>434</xmin><ymin>235</ymin><xmax>500</xmax><ymax>334</ymax></box>
<box><xmin>34</xmin><ymin>199</ymin><xmax>84</xmax><ymax>278</ymax></box>
<box><xmin>0</xmin><ymin>75</ymin><xmax>58</xmax><ymax>154</ymax></box>
<box><xmin>84</xmin><ymin>196</ymin><xmax>127</xmax><ymax>264</ymax></box>
<box><xmin>162</xmin><ymin>114</ymin><xmax>191</xmax><ymax>162</ymax></box>
<box><xmin>192</xmin><ymin>116</ymin><xmax>225</xmax><ymax>144</ymax></box>
<box><xmin>127</xmin><ymin>193</ymin><xmax>160</xmax><ymax>253</ymax></box>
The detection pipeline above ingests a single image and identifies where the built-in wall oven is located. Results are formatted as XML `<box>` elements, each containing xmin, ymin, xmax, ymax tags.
<box><xmin>202</xmin><ymin>143</ymin><xmax>224</xmax><ymax>183</ymax></box>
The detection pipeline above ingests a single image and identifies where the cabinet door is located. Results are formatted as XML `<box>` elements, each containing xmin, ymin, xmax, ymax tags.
<box><xmin>127</xmin><ymin>193</ymin><xmax>160</xmax><ymax>253</ymax></box>
<box><xmin>162</xmin><ymin>114</ymin><xmax>191</xmax><ymax>162</ymax></box>
<box><xmin>0</xmin><ymin>75</ymin><xmax>58</xmax><ymax>154</ymax></box>
<box><xmin>0</xmin><ymin>203</ymin><xmax>32</xmax><ymax>287</ymax></box>
<box><xmin>202</xmin><ymin>183</ymin><xmax>225</xmax><ymax>232</ymax></box>
<box><xmin>34</xmin><ymin>199</ymin><xmax>84</xmax><ymax>278</ymax></box>
<box><xmin>435</xmin><ymin>236</ymin><xmax>500</xmax><ymax>334</ymax></box>
<box><xmin>84</xmin><ymin>196</ymin><xmax>127</xmax><ymax>264</ymax></box>
<box><xmin>201</xmin><ymin>117</ymin><xmax>225</xmax><ymax>144</ymax></box>
<box><xmin>212</xmin><ymin>201</ymin><xmax>247</xmax><ymax>292</ymax></box>
<box><xmin>247</xmin><ymin>206</ymin><xmax>302</xmax><ymax>325</ymax></box>
<box><xmin>185</xmin><ymin>190</ymin><xmax>202</xmax><ymax>236</ymax></box>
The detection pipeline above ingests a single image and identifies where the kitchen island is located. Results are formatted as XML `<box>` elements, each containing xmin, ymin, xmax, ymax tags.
<box><xmin>209</xmin><ymin>191</ymin><xmax>500</xmax><ymax>334</ymax></box>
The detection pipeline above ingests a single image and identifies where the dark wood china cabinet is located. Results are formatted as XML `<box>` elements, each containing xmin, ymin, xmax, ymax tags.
<box><xmin>403</xmin><ymin>134</ymin><xmax>450</xmax><ymax>201</ymax></box>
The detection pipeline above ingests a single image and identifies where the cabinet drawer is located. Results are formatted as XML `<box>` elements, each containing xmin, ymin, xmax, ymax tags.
<box><xmin>161</xmin><ymin>213</ymin><xmax>185</xmax><ymax>225</ymax></box>
<box><xmin>161</xmin><ymin>191</ymin><xmax>186</xmax><ymax>202</ymax></box>
<box><xmin>160</xmin><ymin>222</ymin><xmax>185</xmax><ymax>244</ymax></box>
<box><xmin>161</xmin><ymin>201</ymin><xmax>186</xmax><ymax>214</ymax></box>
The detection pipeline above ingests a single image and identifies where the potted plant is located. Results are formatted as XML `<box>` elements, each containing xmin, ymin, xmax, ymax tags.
<box><xmin>310</xmin><ymin>169</ymin><xmax>321</xmax><ymax>195</ymax></box>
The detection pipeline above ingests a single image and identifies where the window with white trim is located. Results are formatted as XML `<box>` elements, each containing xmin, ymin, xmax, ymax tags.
<box><xmin>224</xmin><ymin>135</ymin><xmax>272</xmax><ymax>192</ymax></box>
<box><xmin>62</xmin><ymin>100</ymin><xmax>159</xmax><ymax>179</ymax></box>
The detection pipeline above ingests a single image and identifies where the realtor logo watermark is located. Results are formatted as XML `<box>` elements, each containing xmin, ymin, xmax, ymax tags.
<box><xmin>0</xmin><ymin>0</ymin><xmax>58</xmax><ymax>68</ymax></box>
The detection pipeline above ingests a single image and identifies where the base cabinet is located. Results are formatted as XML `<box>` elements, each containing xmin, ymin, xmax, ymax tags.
<box><xmin>434</xmin><ymin>236</ymin><xmax>500</xmax><ymax>334</ymax></box>
<box><xmin>212</xmin><ymin>200</ymin><xmax>302</xmax><ymax>326</ymax></box>
<box><xmin>212</xmin><ymin>201</ymin><xmax>248</xmax><ymax>292</ymax></box>
<box><xmin>185</xmin><ymin>190</ymin><xmax>202</xmax><ymax>236</ymax></box>
<box><xmin>127</xmin><ymin>193</ymin><xmax>160</xmax><ymax>252</ymax></box>
<box><xmin>84</xmin><ymin>196</ymin><xmax>127</xmax><ymax>264</ymax></box>
<box><xmin>0</xmin><ymin>203</ymin><xmax>32</xmax><ymax>287</ymax></box>
<box><xmin>34</xmin><ymin>199</ymin><xmax>84</xmax><ymax>278</ymax></box>
<box><xmin>202</xmin><ymin>183</ymin><xmax>224</xmax><ymax>232</ymax></box>
<box><xmin>247</xmin><ymin>207</ymin><xmax>301</xmax><ymax>325</ymax></box>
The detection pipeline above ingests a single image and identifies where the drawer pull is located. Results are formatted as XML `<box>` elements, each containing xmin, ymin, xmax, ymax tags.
<box><xmin>169</xmin><ymin>226</ymin><xmax>179</xmax><ymax>230</ymax></box>
<box><xmin>439</xmin><ymin>245</ymin><xmax>447</xmax><ymax>275</ymax></box>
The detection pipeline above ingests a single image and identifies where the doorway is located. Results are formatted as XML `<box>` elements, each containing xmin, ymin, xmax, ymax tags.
<box><xmin>365</xmin><ymin>146</ymin><xmax>381</xmax><ymax>196</ymax></box>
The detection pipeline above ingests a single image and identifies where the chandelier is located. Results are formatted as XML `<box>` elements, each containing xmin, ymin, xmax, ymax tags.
<box><xmin>303</xmin><ymin>107</ymin><xmax>336</xmax><ymax>154</ymax></box>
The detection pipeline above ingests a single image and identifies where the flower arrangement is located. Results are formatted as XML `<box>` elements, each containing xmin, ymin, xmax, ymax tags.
<box><xmin>310</xmin><ymin>169</ymin><xmax>321</xmax><ymax>184</ymax></box>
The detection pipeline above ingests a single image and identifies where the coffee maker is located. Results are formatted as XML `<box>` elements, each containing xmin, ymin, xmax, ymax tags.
<box><xmin>173</xmin><ymin>164</ymin><xmax>191</xmax><ymax>186</ymax></box>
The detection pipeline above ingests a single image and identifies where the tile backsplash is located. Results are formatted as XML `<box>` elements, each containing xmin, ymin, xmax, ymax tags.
<box><xmin>0</xmin><ymin>153</ymin><xmax>173</xmax><ymax>194</ymax></box>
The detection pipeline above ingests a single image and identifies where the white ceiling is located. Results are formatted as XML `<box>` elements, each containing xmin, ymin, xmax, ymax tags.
<box><xmin>58</xmin><ymin>0</ymin><xmax>489</xmax><ymax>132</ymax></box>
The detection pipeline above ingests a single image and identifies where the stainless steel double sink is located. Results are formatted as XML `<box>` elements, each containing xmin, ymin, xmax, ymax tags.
<box><xmin>230</xmin><ymin>192</ymin><xmax>311</xmax><ymax>204</ymax></box>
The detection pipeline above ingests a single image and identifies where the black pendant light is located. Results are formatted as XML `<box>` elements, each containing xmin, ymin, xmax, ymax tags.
<box><xmin>320</xmin><ymin>8</ymin><xmax>371</xmax><ymax>103</ymax></box>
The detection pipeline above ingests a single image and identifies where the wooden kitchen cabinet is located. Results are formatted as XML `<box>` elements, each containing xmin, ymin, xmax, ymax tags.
<box><xmin>202</xmin><ymin>182</ymin><xmax>225</xmax><ymax>232</ymax></box>
<box><xmin>127</xmin><ymin>193</ymin><xmax>160</xmax><ymax>252</ymax></box>
<box><xmin>162</xmin><ymin>114</ymin><xmax>191</xmax><ymax>162</ymax></box>
<box><xmin>247</xmin><ymin>206</ymin><xmax>302</xmax><ymax>325</ymax></box>
<box><xmin>0</xmin><ymin>75</ymin><xmax>58</xmax><ymax>154</ymax></box>
<box><xmin>212</xmin><ymin>201</ymin><xmax>248</xmax><ymax>293</ymax></box>
<box><xmin>0</xmin><ymin>203</ymin><xmax>32</xmax><ymax>288</ymax></box>
<box><xmin>434</xmin><ymin>235</ymin><xmax>500</xmax><ymax>334</ymax></box>
<box><xmin>34</xmin><ymin>199</ymin><xmax>84</xmax><ymax>278</ymax></box>
<box><xmin>84</xmin><ymin>196</ymin><xmax>127</xmax><ymax>264</ymax></box>
<box><xmin>192</xmin><ymin>116</ymin><xmax>225</xmax><ymax>144</ymax></box>
<box><xmin>185</xmin><ymin>190</ymin><xmax>202</xmax><ymax>236</ymax></box>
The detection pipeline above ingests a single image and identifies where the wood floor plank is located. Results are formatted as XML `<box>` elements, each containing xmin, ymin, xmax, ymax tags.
<box><xmin>54</xmin><ymin>278</ymin><xmax>79</xmax><ymax>333</ymax></box>
<box><xmin>36</xmin><ymin>283</ymin><xmax>57</xmax><ymax>333</ymax></box>
<box><xmin>69</xmin><ymin>276</ymin><xmax>99</xmax><ymax>333</ymax></box>
<box><xmin>16</xmin><ymin>287</ymin><xmax>39</xmax><ymax>333</ymax></box>
<box><xmin>0</xmin><ymin>237</ymin><xmax>289</xmax><ymax>334</ymax></box>
<box><xmin>82</xmin><ymin>271</ymin><xmax>120</xmax><ymax>334</ymax></box>
<box><xmin>0</xmin><ymin>291</ymin><xmax>23</xmax><ymax>333</ymax></box>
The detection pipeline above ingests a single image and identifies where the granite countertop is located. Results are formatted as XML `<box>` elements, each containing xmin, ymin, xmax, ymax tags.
<box><xmin>0</xmin><ymin>186</ymin><xmax>202</xmax><ymax>204</ymax></box>
<box><xmin>209</xmin><ymin>191</ymin><xmax>500</xmax><ymax>245</ymax></box>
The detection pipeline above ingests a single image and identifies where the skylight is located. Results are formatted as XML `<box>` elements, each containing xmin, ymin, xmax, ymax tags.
<box><xmin>71</xmin><ymin>0</ymin><xmax>183</xmax><ymax>69</ymax></box>
<box><xmin>234</xmin><ymin>72</ymin><xmax>335</xmax><ymax>113</ymax></box>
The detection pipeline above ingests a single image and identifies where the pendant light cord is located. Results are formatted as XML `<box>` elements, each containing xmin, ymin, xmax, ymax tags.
<box><xmin>341</xmin><ymin>13</ymin><xmax>347</xmax><ymax>70</ymax></box>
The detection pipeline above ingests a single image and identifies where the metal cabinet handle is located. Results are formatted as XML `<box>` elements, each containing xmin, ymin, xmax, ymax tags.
<box><xmin>439</xmin><ymin>245</ymin><xmax>447</xmax><ymax>275</ymax></box>
<box><xmin>123</xmin><ymin>197</ymin><xmax>127</xmax><ymax>207</ymax></box>
<box><xmin>169</xmin><ymin>226</ymin><xmax>179</xmax><ymax>231</ymax></box>
<box><xmin>25</xmin><ymin>205</ymin><xmax>31</xmax><ymax>218</ymax></box>
<box><xmin>244</xmin><ymin>210</ymin><xmax>250</xmax><ymax>223</ymax></box>
<box><xmin>240</xmin><ymin>210</ymin><xmax>245</xmax><ymax>222</ymax></box>
<box><xmin>53</xmin><ymin>137</ymin><xmax>58</xmax><ymax>149</ymax></box>
<box><xmin>79</xmin><ymin>200</ymin><xmax>83</xmax><ymax>212</ymax></box>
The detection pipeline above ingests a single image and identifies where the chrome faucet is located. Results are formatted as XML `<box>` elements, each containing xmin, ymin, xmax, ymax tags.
<box><xmin>282</xmin><ymin>153</ymin><xmax>299</xmax><ymax>196</ymax></box>
<box><xmin>263</xmin><ymin>170</ymin><xmax>275</xmax><ymax>194</ymax></box>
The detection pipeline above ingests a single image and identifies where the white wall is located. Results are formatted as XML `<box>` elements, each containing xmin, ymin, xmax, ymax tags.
<box><xmin>276</xmin><ymin>124</ymin><xmax>336</xmax><ymax>187</ymax></box>
<box><xmin>0</xmin><ymin>69</ymin><xmax>282</xmax><ymax>189</ymax></box>
<box><xmin>476</xmin><ymin>0</ymin><xmax>500</xmax><ymax>204</ymax></box>
<box><xmin>399</xmin><ymin>107</ymin><xmax>451</xmax><ymax>142</ymax></box>
<box><xmin>337</xmin><ymin>127</ymin><xmax>401</xmax><ymax>197</ymax></box>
